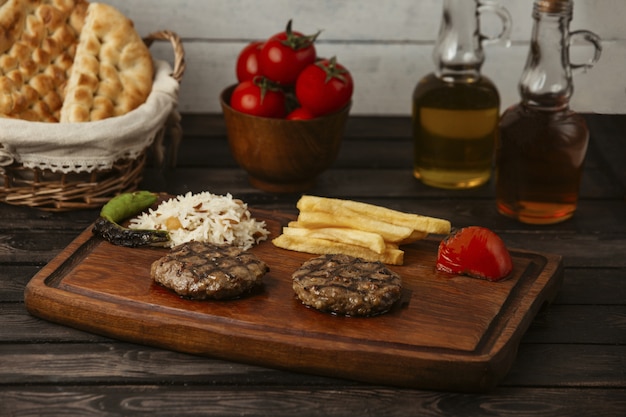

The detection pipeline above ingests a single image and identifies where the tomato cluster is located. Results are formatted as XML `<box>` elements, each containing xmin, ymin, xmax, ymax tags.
<box><xmin>231</xmin><ymin>20</ymin><xmax>354</xmax><ymax>120</ymax></box>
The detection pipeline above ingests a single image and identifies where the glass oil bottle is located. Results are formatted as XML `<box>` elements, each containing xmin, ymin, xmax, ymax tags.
<box><xmin>412</xmin><ymin>0</ymin><xmax>511</xmax><ymax>189</ymax></box>
<box><xmin>495</xmin><ymin>0</ymin><xmax>601</xmax><ymax>224</ymax></box>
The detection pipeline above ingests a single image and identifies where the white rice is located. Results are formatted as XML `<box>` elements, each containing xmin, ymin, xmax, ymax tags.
<box><xmin>128</xmin><ymin>191</ymin><xmax>270</xmax><ymax>249</ymax></box>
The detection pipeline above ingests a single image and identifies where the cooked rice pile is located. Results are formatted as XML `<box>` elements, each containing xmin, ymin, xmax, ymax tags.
<box><xmin>128</xmin><ymin>192</ymin><xmax>269</xmax><ymax>249</ymax></box>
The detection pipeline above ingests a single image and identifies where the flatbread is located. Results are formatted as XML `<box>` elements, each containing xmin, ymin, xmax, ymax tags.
<box><xmin>0</xmin><ymin>0</ymin><xmax>153</xmax><ymax>123</ymax></box>
<box><xmin>0</xmin><ymin>0</ymin><xmax>87</xmax><ymax>121</ymax></box>
<box><xmin>60</xmin><ymin>2</ymin><xmax>153</xmax><ymax>122</ymax></box>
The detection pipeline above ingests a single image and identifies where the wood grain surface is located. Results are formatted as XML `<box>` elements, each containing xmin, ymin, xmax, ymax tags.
<box><xmin>24</xmin><ymin>209</ymin><xmax>563</xmax><ymax>392</ymax></box>
<box><xmin>4</xmin><ymin>114</ymin><xmax>624</xmax><ymax>416</ymax></box>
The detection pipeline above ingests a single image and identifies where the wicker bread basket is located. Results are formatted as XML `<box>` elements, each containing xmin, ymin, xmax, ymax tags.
<box><xmin>0</xmin><ymin>30</ymin><xmax>185</xmax><ymax>211</ymax></box>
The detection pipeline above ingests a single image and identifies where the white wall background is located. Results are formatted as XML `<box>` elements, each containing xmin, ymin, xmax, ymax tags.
<box><xmin>103</xmin><ymin>0</ymin><xmax>625</xmax><ymax>115</ymax></box>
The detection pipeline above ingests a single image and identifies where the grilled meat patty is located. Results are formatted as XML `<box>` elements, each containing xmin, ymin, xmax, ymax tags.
<box><xmin>292</xmin><ymin>254</ymin><xmax>402</xmax><ymax>317</ymax></box>
<box><xmin>151</xmin><ymin>241</ymin><xmax>269</xmax><ymax>300</ymax></box>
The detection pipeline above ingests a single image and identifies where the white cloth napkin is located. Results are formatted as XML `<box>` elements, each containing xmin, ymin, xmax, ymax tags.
<box><xmin>0</xmin><ymin>60</ymin><xmax>179</xmax><ymax>173</ymax></box>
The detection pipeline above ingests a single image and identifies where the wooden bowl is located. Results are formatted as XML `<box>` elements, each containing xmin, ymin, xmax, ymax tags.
<box><xmin>220</xmin><ymin>85</ymin><xmax>350</xmax><ymax>193</ymax></box>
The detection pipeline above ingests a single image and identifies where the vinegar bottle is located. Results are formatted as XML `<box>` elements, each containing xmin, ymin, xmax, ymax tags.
<box><xmin>412</xmin><ymin>0</ymin><xmax>511</xmax><ymax>189</ymax></box>
<box><xmin>495</xmin><ymin>0</ymin><xmax>601</xmax><ymax>224</ymax></box>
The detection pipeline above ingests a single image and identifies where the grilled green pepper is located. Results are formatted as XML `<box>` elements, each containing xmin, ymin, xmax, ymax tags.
<box><xmin>92</xmin><ymin>191</ymin><xmax>170</xmax><ymax>247</ymax></box>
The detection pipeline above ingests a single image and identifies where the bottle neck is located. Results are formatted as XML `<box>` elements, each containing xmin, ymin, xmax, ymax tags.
<box><xmin>433</xmin><ymin>0</ymin><xmax>484</xmax><ymax>82</ymax></box>
<box><xmin>519</xmin><ymin>0</ymin><xmax>574</xmax><ymax>110</ymax></box>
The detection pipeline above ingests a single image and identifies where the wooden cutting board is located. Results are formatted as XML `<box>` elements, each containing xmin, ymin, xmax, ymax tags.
<box><xmin>24</xmin><ymin>209</ymin><xmax>563</xmax><ymax>392</ymax></box>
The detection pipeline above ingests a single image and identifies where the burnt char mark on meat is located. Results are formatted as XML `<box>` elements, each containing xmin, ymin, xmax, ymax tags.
<box><xmin>292</xmin><ymin>254</ymin><xmax>402</xmax><ymax>317</ymax></box>
<box><xmin>151</xmin><ymin>241</ymin><xmax>269</xmax><ymax>300</ymax></box>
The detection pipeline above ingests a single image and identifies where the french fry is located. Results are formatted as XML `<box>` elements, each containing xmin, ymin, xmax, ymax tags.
<box><xmin>296</xmin><ymin>210</ymin><xmax>414</xmax><ymax>243</ymax></box>
<box><xmin>297</xmin><ymin>195</ymin><xmax>451</xmax><ymax>235</ymax></box>
<box><xmin>289</xmin><ymin>219</ymin><xmax>404</xmax><ymax>241</ymax></box>
<box><xmin>281</xmin><ymin>226</ymin><xmax>387</xmax><ymax>254</ymax></box>
<box><xmin>272</xmin><ymin>234</ymin><xmax>404</xmax><ymax>265</ymax></box>
<box><xmin>399</xmin><ymin>229</ymin><xmax>429</xmax><ymax>245</ymax></box>
<box><xmin>272</xmin><ymin>195</ymin><xmax>452</xmax><ymax>265</ymax></box>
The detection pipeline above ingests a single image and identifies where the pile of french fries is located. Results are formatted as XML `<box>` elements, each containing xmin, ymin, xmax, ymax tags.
<box><xmin>272</xmin><ymin>195</ymin><xmax>451</xmax><ymax>265</ymax></box>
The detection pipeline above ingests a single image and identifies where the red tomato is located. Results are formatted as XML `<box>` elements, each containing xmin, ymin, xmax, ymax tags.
<box><xmin>436</xmin><ymin>226</ymin><xmax>513</xmax><ymax>282</ymax></box>
<box><xmin>230</xmin><ymin>78</ymin><xmax>286</xmax><ymax>118</ymax></box>
<box><xmin>236</xmin><ymin>41</ymin><xmax>264</xmax><ymax>82</ymax></box>
<box><xmin>295</xmin><ymin>57</ymin><xmax>354</xmax><ymax>116</ymax></box>
<box><xmin>286</xmin><ymin>107</ymin><xmax>315</xmax><ymax>120</ymax></box>
<box><xmin>259</xmin><ymin>20</ymin><xmax>319</xmax><ymax>85</ymax></box>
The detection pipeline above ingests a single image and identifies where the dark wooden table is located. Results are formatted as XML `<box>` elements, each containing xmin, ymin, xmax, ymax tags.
<box><xmin>2</xmin><ymin>114</ymin><xmax>625</xmax><ymax>416</ymax></box>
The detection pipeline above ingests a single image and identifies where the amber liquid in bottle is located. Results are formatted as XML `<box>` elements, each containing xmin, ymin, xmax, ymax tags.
<box><xmin>412</xmin><ymin>73</ymin><xmax>500</xmax><ymax>189</ymax></box>
<box><xmin>496</xmin><ymin>106</ymin><xmax>589</xmax><ymax>224</ymax></box>
<box><xmin>494</xmin><ymin>0</ymin><xmax>601</xmax><ymax>224</ymax></box>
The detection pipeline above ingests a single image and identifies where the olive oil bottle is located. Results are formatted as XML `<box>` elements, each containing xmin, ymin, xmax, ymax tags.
<box><xmin>495</xmin><ymin>0</ymin><xmax>601</xmax><ymax>224</ymax></box>
<box><xmin>412</xmin><ymin>0</ymin><xmax>511</xmax><ymax>190</ymax></box>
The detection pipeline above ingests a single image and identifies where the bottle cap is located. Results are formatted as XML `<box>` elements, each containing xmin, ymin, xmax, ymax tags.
<box><xmin>535</xmin><ymin>0</ymin><xmax>573</xmax><ymax>14</ymax></box>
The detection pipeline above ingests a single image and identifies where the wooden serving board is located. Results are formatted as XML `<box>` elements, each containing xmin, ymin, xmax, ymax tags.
<box><xmin>24</xmin><ymin>209</ymin><xmax>563</xmax><ymax>392</ymax></box>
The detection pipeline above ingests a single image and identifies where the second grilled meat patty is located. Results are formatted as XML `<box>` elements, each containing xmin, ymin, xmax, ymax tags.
<box><xmin>292</xmin><ymin>254</ymin><xmax>402</xmax><ymax>317</ymax></box>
